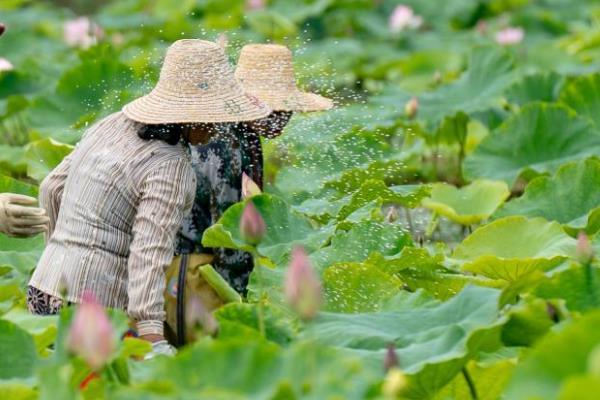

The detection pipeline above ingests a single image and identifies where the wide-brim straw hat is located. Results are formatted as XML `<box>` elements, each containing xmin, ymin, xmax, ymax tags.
<box><xmin>123</xmin><ymin>39</ymin><xmax>271</xmax><ymax>124</ymax></box>
<box><xmin>234</xmin><ymin>44</ymin><xmax>333</xmax><ymax>113</ymax></box>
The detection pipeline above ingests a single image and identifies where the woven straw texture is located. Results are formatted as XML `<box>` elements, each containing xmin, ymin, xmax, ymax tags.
<box><xmin>123</xmin><ymin>39</ymin><xmax>271</xmax><ymax>124</ymax></box>
<box><xmin>235</xmin><ymin>44</ymin><xmax>333</xmax><ymax>112</ymax></box>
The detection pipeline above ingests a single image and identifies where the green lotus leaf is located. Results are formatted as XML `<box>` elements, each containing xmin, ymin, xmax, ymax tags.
<box><xmin>129</xmin><ymin>337</ymin><xmax>376</xmax><ymax>400</ymax></box>
<box><xmin>0</xmin><ymin>383</ymin><xmax>37</xmax><ymax>400</ymax></box>
<box><xmin>293</xmin><ymin>180</ymin><xmax>429</xmax><ymax>223</ymax></box>
<box><xmin>560</xmin><ymin>73</ymin><xmax>600</xmax><ymax>128</ymax></box>
<box><xmin>422</xmin><ymin>180</ymin><xmax>510</xmax><ymax>225</ymax></box>
<box><xmin>0</xmin><ymin>319</ymin><xmax>37</xmax><ymax>379</ymax></box>
<box><xmin>452</xmin><ymin>216</ymin><xmax>578</xmax><ymax>281</ymax></box>
<box><xmin>507</xmin><ymin>71</ymin><xmax>564</xmax><ymax>106</ymax></box>
<box><xmin>0</xmin><ymin>174</ymin><xmax>37</xmax><ymax>197</ymax></box>
<box><xmin>495</xmin><ymin>158</ymin><xmax>600</xmax><ymax>234</ymax></box>
<box><xmin>323</xmin><ymin>262</ymin><xmax>402</xmax><ymax>313</ymax></box>
<box><xmin>202</xmin><ymin>194</ymin><xmax>333</xmax><ymax>264</ymax></box>
<box><xmin>0</xmin><ymin>146</ymin><xmax>27</xmax><ymax>176</ymax></box>
<box><xmin>3</xmin><ymin>309</ymin><xmax>57</xmax><ymax>355</ymax></box>
<box><xmin>464</xmin><ymin>103</ymin><xmax>600</xmax><ymax>186</ymax></box>
<box><xmin>411</xmin><ymin>46</ymin><xmax>515</xmax><ymax>125</ymax></box>
<box><xmin>24</xmin><ymin>138</ymin><xmax>73</xmax><ymax>182</ymax></box>
<box><xmin>504</xmin><ymin>310</ymin><xmax>600</xmax><ymax>400</ymax></box>
<box><xmin>434</xmin><ymin>358</ymin><xmax>516</xmax><ymax>400</ymax></box>
<box><xmin>534</xmin><ymin>263</ymin><xmax>600</xmax><ymax>313</ymax></box>
<box><xmin>301</xmin><ymin>285</ymin><xmax>506</xmax><ymax>399</ymax></box>
<box><xmin>310</xmin><ymin>220</ymin><xmax>412</xmax><ymax>269</ymax></box>
<box><xmin>501</xmin><ymin>296</ymin><xmax>554</xmax><ymax>347</ymax></box>
<box><xmin>558</xmin><ymin>376</ymin><xmax>600</xmax><ymax>400</ymax></box>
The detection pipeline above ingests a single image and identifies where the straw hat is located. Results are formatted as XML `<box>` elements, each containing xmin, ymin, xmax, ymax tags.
<box><xmin>234</xmin><ymin>44</ymin><xmax>333</xmax><ymax>112</ymax></box>
<box><xmin>123</xmin><ymin>40</ymin><xmax>271</xmax><ymax>124</ymax></box>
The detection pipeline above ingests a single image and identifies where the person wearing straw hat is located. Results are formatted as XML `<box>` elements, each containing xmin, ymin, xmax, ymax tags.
<box><xmin>27</xmin><ymin>39</ymin><xmax>270</xmax><ymax>356</ymax></box>
<box><xmin>174</xmin><ymin>43</ymin><xmax>332</xmax><ymax>299</ymax></box>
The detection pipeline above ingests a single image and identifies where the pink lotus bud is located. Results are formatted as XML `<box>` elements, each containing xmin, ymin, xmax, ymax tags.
<box><xmin>284</xmin><ymin>246</ymin><xmax>322</xmax><ymax>320</ymax></box>
<box><xmin>67</xmin><ymin>291</ymin><xmax>115</xmax><ymax>370</ymax></box>
<box><xmin>246</xmin><ymin>0</ymin><xmax>265</xmax><ymax>10</ymax></box>
<box><xmin>495</xmin><ymin>27</ymin><xmax>524</xmax><ymax>46</ymax></box>
<box><xmin>0</xmin><ymin>57</ymin><xmax>13</xmax><ymax>72</ymax></box>
<box><xmin>64</xmin><ymin>17</ymin><xmax>103</xmax><ymax>49</ymax></box>
<box><xmin>577</xmin><ymin>231</ymin><xmax>594</xmax><ymax>265</ymax></box>
<box><xmin>384</xmin><ymin>344</ymin><xmax>399</xmax><ymax>371</ymax></box>
<box><xmin>242</xmin><ymin>173</ymin><xmax>262</xmax><ymax>199</ymax></box>
<box><xmin>240</xmin><ymin>201</ymin><xmax>266</xmax><ymax>245</ymax></box>
<box><xmin>389</xmin><ymin>5</ymin><xmax>423</xmax><ymax>33</ymax></box>
<box><xmin>405</xmin><ymin>97</ymin><xmax>419</xmax><ymax>119</ymax></box>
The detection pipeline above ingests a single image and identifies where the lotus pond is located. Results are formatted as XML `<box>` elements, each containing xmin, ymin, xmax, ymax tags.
<box><xmin>1</xmin><ymin>0</ymin><xmax>600</xmax><ymax>399</ymax></box>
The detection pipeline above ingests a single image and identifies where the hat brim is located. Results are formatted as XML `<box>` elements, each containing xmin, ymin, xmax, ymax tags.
<box><xmin>122</xmin><ymin>90</ymin><xmax>272</xmax><ymax>124</ymax></box>
<box><xmin>249</xmin><ymin>90</ymin><xmax>333</xmax><ymax>113</ymax></box>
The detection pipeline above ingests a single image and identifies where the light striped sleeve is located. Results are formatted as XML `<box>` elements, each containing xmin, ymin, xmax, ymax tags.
<box><xmin>38</xmin><ymin>150</ymin><xmax>75</xmax><ymax>240</ymax></box>
<box><xmin>127</xmin><ymin>156</ymin><xmax>195</xmax><ymax>336</ymax></box>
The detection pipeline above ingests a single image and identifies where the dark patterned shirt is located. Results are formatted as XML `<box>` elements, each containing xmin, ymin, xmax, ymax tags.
<box><xmin>176</xmin><ymin>124</ymin><xmax>263</xmax><ymax>293</ymax></box>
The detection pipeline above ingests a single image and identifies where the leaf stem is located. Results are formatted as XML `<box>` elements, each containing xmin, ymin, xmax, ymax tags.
<box><xmin>252</xmin><ymin>250</ymin><xmax>266</xmax><ymax>337</ymax></box>
<box><xmin>462</xmin><ymin>366</ymin><xmax>478</xmax><ymax>400</ymax></box>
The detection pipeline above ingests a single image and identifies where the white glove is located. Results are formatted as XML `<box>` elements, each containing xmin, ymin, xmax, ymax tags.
<box><xmin>144</xmin><ymin>340</ymin><xmax>177</xmax><ymax>360</ymax></box>
<box><xmin>0</xmin><ymin>193</ymin><xmax>49</xmax><ymax>237</ymax></box>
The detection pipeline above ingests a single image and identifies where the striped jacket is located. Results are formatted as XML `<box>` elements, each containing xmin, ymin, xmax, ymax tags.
<box><xmin>29</xmin><ymin>112</ymin><xmax>196</xmax><ymax>336</ymax></box>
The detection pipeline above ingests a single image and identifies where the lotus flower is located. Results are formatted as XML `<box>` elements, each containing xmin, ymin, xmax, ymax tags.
<box><xmin>0</xmin><ymin>57</ymin><xmax>13</xmax><ymax>72</ymax></box>
<box><xmin>404</xmin><ymin>97</ymin><xmax>419</xmax><ymax>119</ymax></box>
<box><xmin>384</xmin><ymin>344</ymin><xmax>399</xmax><ymax>371</ymax></box>
<box><xmin>240</xmin><ymin>201</ymin><xmax>266</xmax><ymax>245</ymax></box>
<box><xmin>246</xmin><ymin>0</ymin><xmax>265</xmax><ymax>10</ymax></box>
<box><xmin>284</xmin><ymin>246</ymin><xmax>322</xmax><ymax>320</ymax></box>
<box><xmin>67</xmin><ymin>291</ymin><xmax>115</xmax><ymax>370</ymax></box>
<box><xmin>389</xmin><ymin>5</ymin><xmax>423</xmax><ymax>33</ymax></box>
<box><xmin>242</xmin><ymin>173</ymin><xmax>262</xmax><ymax>199</ymax></box>
<box><xmin>64</xmin><ymin>17</ymin><xmax>103</xmax><ymax>49</ymax></box>
<box><xmin>495</xmin><ymin>27</ymin><xmax>524</xmax><ymax>46</ymax></box>
<box><xmin>577</xmin><ymin>231</ymin><xmax>594</xmax><ymax>265</ymax></box>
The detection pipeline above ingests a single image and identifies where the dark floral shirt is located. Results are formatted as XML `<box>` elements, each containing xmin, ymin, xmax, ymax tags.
<box><xmin>176</xmin><ymin>124</ymin><xmax>263</xmax><ymax>293</ymax></box>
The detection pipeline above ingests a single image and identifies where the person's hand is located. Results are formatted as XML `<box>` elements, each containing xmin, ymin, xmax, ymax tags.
<box><xmin>143</xmin><ymin>340</ymin><xmax>177</xmax><ymax>360</ymax></box>
<box><xmin>0</xmin><ymin>193</ymin><xmax>49</xmax><ymax>237</ymax></box>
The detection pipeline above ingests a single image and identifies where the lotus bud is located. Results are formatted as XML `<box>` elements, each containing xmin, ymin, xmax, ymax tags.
<box><xmin>384</xmin><ymin>344</ymin><xmax>399</xmax><ymax>371</ymax></box>
<box><xmin>382</xmin><ymin>367</ymin><xmax>408</xmax><ymax>398</ymax></box>
<box><xmin>67</xmin><ymin>291</ymin><xmax>115</xmax><ymax>370</ymax></box>
<box><xmin>0</xmin><ymin>23</ymin><xmax>6</xmax><ymax>37</ymax></box>
<box><xmin>64</xmin><ymin>17</ymin><xmax>103</xmax><ymax>49</ymax></box>
<box><xmin>389</xmin><ymin>5</ymin><xmax>423</xmax><ymax>33</ymax></box>
<box><xmin>495</xmin><ymin>27</ymin><xmax>524</xmax><ymax>46</ymax></box>
<box><xmin>0</xmin><ymin>57</ymin><xmax>14</xmax><ymax>72</ymax></box>
<box><xmin>577</xmin><ymin>231</ymin><xmax>594</xmax><ymax>265</ymax></box>
<box><xmin>241</xmin><ymin>172</ymin><xmax>262</xmax><ymax>199</ymax></box>
<box><xmin>284</xmin><ymin>247</ymin><xmax>322</xmax><ymax>320</ymax></box>
<box><xmin>405</xmin><ymin>97</ymin><xmax>419</xmax><ymax>119</ymax></box>
<box><xmin>240</xmin><ymin>201</ymin><xmax>266</xmax><ymax>245</ymax></box>
<box><xmin>246</xmin><ymin>0</ymin><xmax>265</xmax><ymax>10</ymax></box>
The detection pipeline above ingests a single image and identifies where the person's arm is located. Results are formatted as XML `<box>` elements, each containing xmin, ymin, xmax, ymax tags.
<box><xmin>127</xmin><ymin>157</ymin><xmax>195</xmax><ymax>341</ymax></box>
<box><xmin>39</xmin><ymin>151</ymin><xmax>74</xmax><ymax>238</ymax></box>
<box><xmin>0</xmin><ymin>193</ymin><xmax>48</xmax><ymax>237</ymax></box>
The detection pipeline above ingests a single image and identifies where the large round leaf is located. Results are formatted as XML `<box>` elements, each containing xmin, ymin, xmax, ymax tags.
<box><xmin>0</xmin><ymin>319</ymin><xmax>37</xmax><ymax>379</ymax></box>
<box><xmin>464</xmin><ymin>103</ymin><xmax>600</xmax><ymax>186</ymax></box>
<box><xmin>452</xmin><ymin>216</ymin><xmax>578</xmax><ymax>281</ymax></box>
<box><xmin>24</xmin><ymin>138</ymin><xmax>73</xmax><ymax>182</ymax></box>
<box><xmin>504</xmin><ymin>311</ymin><xmax>600</xmax><ymax>400</ymax></box>
<box><xmin>495</xmin><ymin>159</ymin><xmax>600</xmax><ymax>234</ymax></box>
<box><xmin>560</xmin><ymin>73</ymin><xmax>600</xmax><ymax>128</ymax></box>
<box><xmin>422</xmin><ymin>180</ymin><xmax>510</xmax><ymax>225</ymax></box>
<box><xmin>301</xmin><ymin>285</ymin><xmax>505</xmax><ymax>399</ymax></box>
<box><xmin>202</xmin><ymin>194</ymin><xmax>333</xmax><ymax>264</ymax></box>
